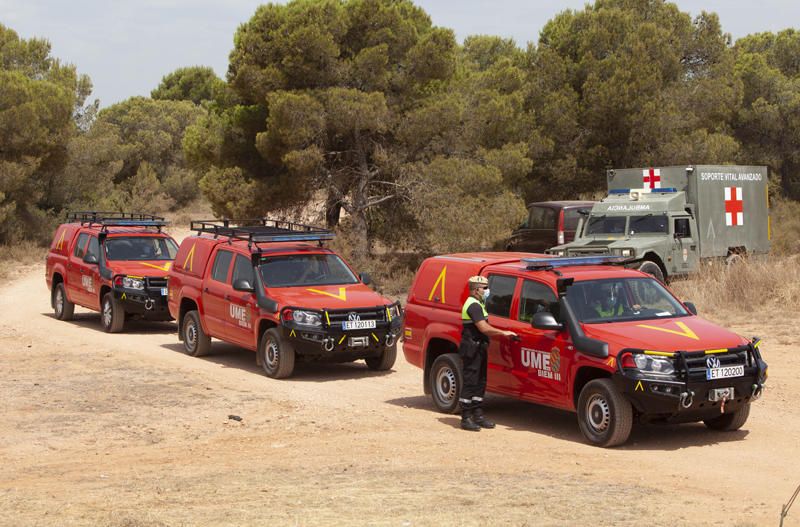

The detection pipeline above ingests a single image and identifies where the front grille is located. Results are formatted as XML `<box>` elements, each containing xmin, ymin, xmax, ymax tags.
<box><xmin>326</xmin><ymin>307</ymin><xmax>387</xmax><ymax>325</ymax></box>
<box><xmin>568</xmin><ymin>248</ymin><xmax>610</xmax><ymax>256</ymax></box>
<box><xmin>679</xmin><ymin>350</ymin><xmax>749</xmax><ymax>381</ymax></box>
<box><xmin>146</xmin><ymin>277</ymin><xmax>167</xmax><ymax>289</ymax></box>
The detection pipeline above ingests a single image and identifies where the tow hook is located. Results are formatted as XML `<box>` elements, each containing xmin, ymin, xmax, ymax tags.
<box><xmin>144</xmin><ymin>298</ymin><xmax>154</xmax><ymax>311</ymax></box>
<box><xmin>720</xmin><ymin>394</ymin><xmax>728</xmax><ymax>414</ymax></box>
<box><xmin>752</xmin><ymin>384</ymin><xmax>764</xmax><ymax>400</ymax></box>
<box><xmin>680</xmin><ymin>390</ymin><xmax>694</xmax><ymax>409</ymax></box>
<box><xmin>323</xmin><ymin>337</ymin><xmax>335</xmax><ymax>352</ymax></box>
<box><xmin>385</xmin><ymin>333</ymin><xmax>396</xmax><ymax>348</ymax></box>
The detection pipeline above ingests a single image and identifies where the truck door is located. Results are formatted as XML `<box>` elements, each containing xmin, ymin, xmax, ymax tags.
<box><xmin>514</xmin><ymin>279</ymin><xmax>571</xmax><ymax>407</ymax></box>
<box><xmin>671</xmin><ymin>217</ymin><xmax>699</xmax><ymax>274</ymax></box>
<box><xmin>82</xmin><ymin>235</ymin><xmax>102</xmax><ymax>310</ymax></box>
<box><xmin>224</xmin><ymin>254</ymin><xmax>257</xmax><ymax>348</ymax></box>
<box><xmin>484</xmin><ymin>274</ymin><xmax>521</xmax><ymax>394</ymax></box>
<box><xmin>67</xmin><ymin>233</ymin><xmax>90</xmax><ymax>307</ymax></box>
<box><xmin>202</xmin><ymin>249</ymin><xmax>233</xmax><ymax>338</ymax></box>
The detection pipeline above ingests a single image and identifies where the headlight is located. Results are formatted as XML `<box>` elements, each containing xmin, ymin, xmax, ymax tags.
<box><xmin>633</xmin><ymin>354</ymin><xmax>675</xmax><ymax>375</ymax></box>
<box><xmin>555</xmin><ymin>250</ymin><xmax>565</xmax><ymax>257</ymax></box>
<box><xmin>292</xmin><ymin>309</ymin><xmax>322</xmax><ymax>327</ymax></box>
<box><xmin>122</xmin><ymin>276</ymin><xmax>145</xmax><ymax>289</ymax></box>
<box><xmin>614</xmin><ymin>248</ymin><xmax>633</xmax><ymax>257</ymax></box>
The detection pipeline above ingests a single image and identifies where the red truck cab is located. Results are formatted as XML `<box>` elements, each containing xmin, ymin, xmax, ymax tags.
<box><xmin>167</xmin><ymin>219</ymin><xmax>402</xmax><ymax>378</ymax></box>
<box><xmin>402</xmin><ymin>254</ymin><xmax>768</xmax><ymax>446</ymax></box>
<box><xmin>45</xmin><ymin>212</ymin><xmax>178</xmax><ymax>332</ymax></box>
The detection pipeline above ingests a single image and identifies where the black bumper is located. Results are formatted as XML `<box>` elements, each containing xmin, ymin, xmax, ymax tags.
<box><xmin>614</xmin><ymin>342</ymin><xmax>767</xmax><ymax>424</ymax></box>
<box><xmin>112</xmin><ymin>287</ymin><xmax>172</xmax><ymax>321</ymax></box>
<box><xmin>281</xmin><ymin>320</ymin><xmax>403</xmax><ymax>362</ymax></box>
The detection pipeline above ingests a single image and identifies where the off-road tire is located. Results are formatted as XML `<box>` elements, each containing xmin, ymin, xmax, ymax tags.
<box><xmin>429</xmin><ymin>353</ymin><xmax>463</xmax><ymax>414</ymax></box>
<box><xmin>638</xmin><ymin>260</ymin><xmax>665</xmax><ymax>283</ymax></box>
<box><xmin>577</xmin><ymin>378</ymin><xmax>633</xmax><ymax>447</ymax></box>
<box><xmin>182</xmin><ymin>310</ymin><xmax>211</xmax><ymax>357</ymax></box>
<box><xmin>101</xmin><ymin>292</ymin><xmax>125</xmax><ymax>333</ymax></box>
<box><xmin>53</xmin><ymin>283</ymin><xmax>74</xmax><ymax>321</ymax></box>
<box><xmin>260</xmin><ymin>328</ymin><xmax>295</xmax><ymax>379</ymax></box>
<box><xmin>365</xmin><ymin>342</ymin><xmax>397</xmax><ymax>371</ymax></box>
<box><xmin>703</xmin><ymin>403</ymin><xmax>750</xmax><ymax>431</ymax></box>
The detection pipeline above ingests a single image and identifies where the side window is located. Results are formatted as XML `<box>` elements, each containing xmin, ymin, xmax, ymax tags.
<box><xmin>73</xmin><ymin>233</ymin><xmax>89</xmax><ymax>259</ymax></box>
<box><xmin>211</xmin><ymin>250</ymin><xmax>233</xmax><ymax>283</ymax></box>
<box><xmin>232</xmin><ymin>254</ymin><xmax>255</xmax><ymax>285</ymax></box>
<box><xmin>86</xmin><ymin>236</ymin><xmax>100</xmax><ymax>259</ymax></box>
<box><xmin>485</xmin><ymin>275</ymin><xmax>517</xmax><ymax>318</ymax></box>
<box><xmin>563</xmin><ymin>209</ymin><xmax>584</xmax><ymax>231</ymax></box>
<box><xmin>674</xmin><ymin>218</ymin><xmax>691</xmax><ymax>238</ymax></box>
<box><xmin>518</xmin><ymin>280</ymin><xmax>558</xmax><ymax>322</ymax></box>
<box><xmin>528</xmin><ymin>206</ymin><xmax>557</xmax><ymax>230</ymax></box>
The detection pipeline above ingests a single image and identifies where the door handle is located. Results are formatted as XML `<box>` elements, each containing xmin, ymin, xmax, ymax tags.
<box><xmin>224</xmin><ymin>294</ymin><xmax>230</xmax><ymax>301</ymax></box>
<box><xmin>204</xmin><ymin>287</ymin><xmax>209</xmax><ymax>293</ymax></box>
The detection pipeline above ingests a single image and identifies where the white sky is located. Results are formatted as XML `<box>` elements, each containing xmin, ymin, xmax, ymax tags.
<box><xmin>2</xmin><ymin>0</ymin><xmax>798</xmax><ymax>108</ymax></box>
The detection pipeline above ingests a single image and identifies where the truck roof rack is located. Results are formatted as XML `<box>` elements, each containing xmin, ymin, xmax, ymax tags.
<box><xmin>66</xmin><ymin>211</ymin><xmax>168</xmax><ymax>230</ymax></box>
<box><xmin>190</xmin><ymin>219</ymin><xmax>334</xmax><ymax>249</ymax></box>
<box><xmin>523</xmin><ymin>256</ymin><xmax>631</xmax><ymax>270</ymax></box>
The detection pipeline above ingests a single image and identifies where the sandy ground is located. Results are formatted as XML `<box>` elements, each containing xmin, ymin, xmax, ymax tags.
<box><xmin>1</xmin><ymin>260</ymin><xmax>799</xmax><ymax>526</ymax></box>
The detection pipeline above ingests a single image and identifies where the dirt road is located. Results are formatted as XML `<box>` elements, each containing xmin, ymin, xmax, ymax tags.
<box><xmin>1</xmin><ymin>264</ymin><xmax>798</xmax><ymax>526</ymax></box>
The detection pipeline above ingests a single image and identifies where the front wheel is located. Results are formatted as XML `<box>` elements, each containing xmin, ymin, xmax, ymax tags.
<box><xmin>365</xmin><ymin>342</ymin><xmax>397</xmax><ymax>371</ymax></box>
<box><xmin>53</xmin><ymin>283</ymin><xmax>75</xmax><ymax>321</ymax></box>
<box><xmin>260</xmin><ymin>328</ymin><xmax>295</xmax><ymax>379</ymax></box>
<box><xmin>577</xmin><ymin>378</ymin><xmax>633</xmax><ymax>447</ymax></box>
<box><xmin>429</xmin><ymin>353</ymin><xmax>463</xmax><ymax>414</ymax></box>
<box><xmin>101</xmin><ymin>293</ymin><xmax>125</xmax><ymax>333</ymax></box>
<box><xmin>637</xmin><ymin>260</ymin><xmax>665</xmax><ymax>283</ymax></box>
<box><xmin>703</xmin><ymin>403</ymin><xmax>750</xmax><ymax>431</ymax></box>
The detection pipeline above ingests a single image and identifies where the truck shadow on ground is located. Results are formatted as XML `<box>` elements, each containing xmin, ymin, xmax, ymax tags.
<box><xmin>42</xmin><ymin>312</ymin><xmax>176</xmax><ymax>335</ymax></box>
<box><xmin>160</xmin><ymin>342</ymin><xmax>394</xmax><ymax>383</ymax></box>
<box><xmin>387</xmin><ymin>394</ymin><xmax>749</xmax><ymax>450</ymax></box>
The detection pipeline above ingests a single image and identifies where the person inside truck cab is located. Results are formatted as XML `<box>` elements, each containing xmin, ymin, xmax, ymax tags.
<box><xmin>458</xmin><ymin>275</ymin><xmax>517</xmax><ymax>432</ymax></box>
<box><xmin>589</xmin><ymin>283</ymin><xmax>624</xmax><ymax>318</ymax></box>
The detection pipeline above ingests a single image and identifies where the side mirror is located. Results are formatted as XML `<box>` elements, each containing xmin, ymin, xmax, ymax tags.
<box><xmin>684</xmin><ymin>301</ymin><xmax>697</xmax><ymax>315</ymax></box>
<box><xmin>233</xmin><ymin>279</ymin><xmax>254</xmax><ymax>292</ymax></box>
<box><xmin>83</xmin><ymin>254</ymin><xmax>98</xmax><ymax>265</ymax></box>
<box><xmin>532</xmin><ymin>311</ymin><xmax>563</xmax><ymax>331</ymax></box>
<box><xmin>360</xmin><ymin>272</ymin><xmax>372</xmax><ymax>285</ymax></box>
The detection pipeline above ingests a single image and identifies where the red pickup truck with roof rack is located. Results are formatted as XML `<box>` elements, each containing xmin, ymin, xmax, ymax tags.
<box><xmin>167</xmin><ymin>219</ymin><xmax>403</xmax><ymax>378</ymax></box>
<box><xmin>402</xmin><ymin>254</ymin><xmax>768</xmax><ymax>446</ymax></box>
<box><xmin>45</xmin><ymin>212</ymin><xmax>178</xmax><ymax>332</ymax></box>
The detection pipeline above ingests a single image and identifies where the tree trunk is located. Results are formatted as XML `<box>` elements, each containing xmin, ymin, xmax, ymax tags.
<box><xmin>325</xmin><ymin>191</ymin><xmax>341</xmax><ymax>228</ymax></box>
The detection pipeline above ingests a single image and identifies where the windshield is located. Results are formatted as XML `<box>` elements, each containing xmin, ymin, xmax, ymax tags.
<box><xmin>568</xmin><ymin>277</ymin><xmax>688</xmax><ymax>323</ymax></box>
<box><xmin>105</xmin><ymin>237</ymin><xmax>178</xmax><ymax>261</ymax></box>
<box><xmin>628</xmin><ymin>214</ymin><xmax>668</xmax><ymax>234</ymax></box>
<box><xmin>585</xmin><ymin>215</ymin><xmax>626</xmax><ymax>235</ymax></box>
<box><xmin>258</xmin><ymin>254</ymin><xmax>359</xmax><ymax>288</ymax></box>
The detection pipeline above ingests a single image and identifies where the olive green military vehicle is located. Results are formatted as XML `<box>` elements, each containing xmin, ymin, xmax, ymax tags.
<box><xmin>548</xmin><ymin>165</ymin><xmax>771</xmax><ymax>282</ymax></box>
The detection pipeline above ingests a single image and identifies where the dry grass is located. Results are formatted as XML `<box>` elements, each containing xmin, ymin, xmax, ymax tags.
<box><xmin>0</xmin><ymin>242</ymin><xmax>47</xmax><ymax>283</ymax></box>
<box><xmin>669</xmin><ymin>255</ymin><xmax>800</xmax><ymax>316</ymax></box>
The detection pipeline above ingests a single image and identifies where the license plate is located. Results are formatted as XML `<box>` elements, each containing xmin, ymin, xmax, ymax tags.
<box><xmin>706</xmin><ymin>365</ymin><xmax>744</xmax><ymax>380</ymax></box>
<box><xmin>161</xmin><ymin>287</ymin><xmax>168</xmax><ymax>296</ymax></box>
<box><xmin>342</xmin><ymin>320</ymin><xmax>376</xmax><ymax>330</ymax></box>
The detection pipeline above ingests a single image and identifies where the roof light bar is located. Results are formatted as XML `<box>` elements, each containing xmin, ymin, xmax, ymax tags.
<box><xmin>609</xmin><ymin>187</ymin><xmax>678</xmax><ymax>195</ymax></box>
<box><xmin>523</xmin><ymin>255</ymin><xmax>630</xmax><ymax>269</ymax></box>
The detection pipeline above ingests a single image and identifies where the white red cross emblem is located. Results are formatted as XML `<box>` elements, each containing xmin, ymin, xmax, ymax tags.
<box><xmin>724</xmin><ymin>187</ymin><xmax>743</xmax><ymax>226</ymax></box>
<box><xmin>642</xmin><ymin>168</ymin><xmax>661</xmax><ymax>189</ymax></box>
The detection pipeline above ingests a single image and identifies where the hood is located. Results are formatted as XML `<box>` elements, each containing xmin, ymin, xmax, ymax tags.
<box><xmin>267</xmin><ymin>282</ymin><xmax>391</xmax><ymax>310</ymax></box>
<box><xmin>584</xmin><ymin>316</ymin><xmax>748</xmax><ymax>353</ymax></box>
<box><xmin>107</xmin><ymin>260</ymin><xmax>174</xmax><ymax>277</ymax></box>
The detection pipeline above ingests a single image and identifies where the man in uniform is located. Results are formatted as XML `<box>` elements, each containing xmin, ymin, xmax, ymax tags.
<box><xmin>459</xmin><ymin>275</ymin><xmax>517</xmax><ymax>431</ymax></box>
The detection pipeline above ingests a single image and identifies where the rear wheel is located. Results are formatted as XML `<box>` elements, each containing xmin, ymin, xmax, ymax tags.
<box><xmin>53</xmin><ymin>283</ymin><xmax>74</xmax><ymax>321</ymax></box>
<box><xmin>182</xmin><ymin>310</ymin><xmax>211</xmax><ymax>357</ymax></box>
<box><xmin>260</xmin><ymin>328</ymin><xmax>295</xmax><ymax>379</ymax></box>
<box><xmin>365</xmin><ymin>342</ymin><xmax>397</xmax><ymax>371</ymax></box>
<box><xmin>101</xmin><ymin>293</ymin><xmax>125</xmax><ymax>333</ymax></box>
<box><xmin>703</xmin><ymin>403</ymin><xmax>750</xmax><ymax>431</ymax></box>
<box><xmin>638</xmin><ymin>260</ymin><xmax>665</xmax><ymax>283</ymax></box>
<box><xmin>577</xmin><ymin>378</ymin><xmax>633</xmax><ymax>447</ymax></box>
<box><xmin>429</xmin><ymin>353</ymin><xmax>463</xmax><ymax>414</ymax></box>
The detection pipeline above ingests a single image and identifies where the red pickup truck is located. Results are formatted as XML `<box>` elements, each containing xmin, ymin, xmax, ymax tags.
<box><xmin>45</xmin><ymin>212</ymin><xmax>178</xmax><ymax>332</ymax></box>
<box><xmin>167</xmin><ymin>219</ymin><xmax>402</xmax><ymax>378</ymax></box>
<box><xmin>402</xmin><ymin>253</ymin><xmax>768</xmax><ymax>446</ymax></box>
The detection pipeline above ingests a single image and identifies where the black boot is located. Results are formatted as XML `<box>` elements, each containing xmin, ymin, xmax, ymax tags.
<box><xmin>461</xmin><ymin>407</ymin><xmax>481</xmax><ymax>431</ymax></box>
<box><xmin>472</xmin><ymin>407</ymin><xmax>495</xmax><ymax>429</ymax></box>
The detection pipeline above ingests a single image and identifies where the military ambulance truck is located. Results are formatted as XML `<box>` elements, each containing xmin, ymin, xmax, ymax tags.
<box><xmin>548</xmin><ymin>165</ymin><xmax>771</xmax><ymax>282</ymax></box>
